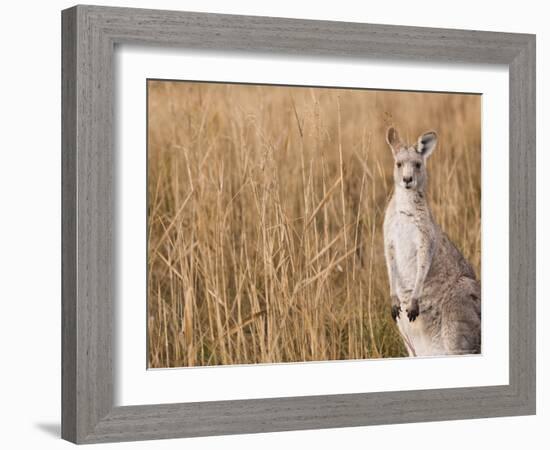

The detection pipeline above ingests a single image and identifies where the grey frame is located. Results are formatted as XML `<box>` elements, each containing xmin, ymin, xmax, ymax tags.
<box><xmin>61</xmin><ymin>4</ymin><xmax>536</xmax><ymax>444</ymax></box>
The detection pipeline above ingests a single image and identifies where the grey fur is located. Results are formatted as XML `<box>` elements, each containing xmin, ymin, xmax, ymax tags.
<box><xmin>383</xmin><ymin>127</ymin><xmax>481</xmax><ymax>356</ymax></box>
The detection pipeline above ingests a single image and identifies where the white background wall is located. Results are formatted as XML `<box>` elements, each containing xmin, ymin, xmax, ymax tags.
<box><xmin>0</xmin><ymin>1</ymin><xmax>545</xmax><ymax>448</ymax></box>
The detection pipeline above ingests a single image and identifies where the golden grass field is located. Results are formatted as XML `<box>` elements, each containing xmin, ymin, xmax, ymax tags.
<box><xmin>147</xmin><ymin>80</ymin><xmax>481</xmax><ymax>368</ymax></box>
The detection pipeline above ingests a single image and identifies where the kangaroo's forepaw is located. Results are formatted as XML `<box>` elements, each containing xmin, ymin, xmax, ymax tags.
<box><xmin>407</xmin><ymin>299</ymin><xmax>420</xmax><ymax>322</ymax></box>
<box><xmin>391</xmin><ymin>304</ymin><xmax>401</xmax><ymax>322</ymax></box>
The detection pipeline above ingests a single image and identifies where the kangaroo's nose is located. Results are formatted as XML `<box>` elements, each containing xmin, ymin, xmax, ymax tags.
<box><xmin>403</xmin><ymin>176</ymin><xmax>413</xmax><ymax>184</ymax></box>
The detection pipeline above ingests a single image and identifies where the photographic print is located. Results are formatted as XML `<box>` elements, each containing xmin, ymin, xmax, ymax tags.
<box><xmin>147</xmin><ymin>80</ymin><xmax>481</xmax><ymax>368</ymax></box>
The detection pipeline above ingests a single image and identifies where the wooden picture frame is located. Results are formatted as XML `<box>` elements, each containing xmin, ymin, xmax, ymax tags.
<box><xmin>61</xmin><ymin>5</ymin><xmax>536</xmax><ymax>444</ymax></box>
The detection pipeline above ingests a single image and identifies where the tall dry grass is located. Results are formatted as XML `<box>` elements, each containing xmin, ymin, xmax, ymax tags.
<box><xmin>147</xmin><ymin>81</ymin><xmax>481</xmax><ymax>368</ymax></box>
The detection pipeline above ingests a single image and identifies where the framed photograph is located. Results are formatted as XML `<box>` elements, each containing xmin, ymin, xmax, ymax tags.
<box><xmin>62</xmin><ymin>5</ymin><xmax>536</xmax><ymax>444</ymax></box>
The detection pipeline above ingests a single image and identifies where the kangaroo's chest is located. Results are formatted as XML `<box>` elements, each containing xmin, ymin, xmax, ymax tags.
<box><xmin>389</xmin><ymin>213</ymin><xmax>421</xmax><ymax>278</ymax></box>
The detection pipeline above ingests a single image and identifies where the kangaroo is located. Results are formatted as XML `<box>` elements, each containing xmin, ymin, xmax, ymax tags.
<box><xmin>383</xmin><ymin>127</ymin><xmax>481</xmax><ymax>357</ymax></box>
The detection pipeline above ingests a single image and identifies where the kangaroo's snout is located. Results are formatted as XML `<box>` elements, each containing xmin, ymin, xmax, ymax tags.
<box><xmin>403</xmin><ymin>176</ymin><xmax>413</xmax><ymax>186</ymax></box>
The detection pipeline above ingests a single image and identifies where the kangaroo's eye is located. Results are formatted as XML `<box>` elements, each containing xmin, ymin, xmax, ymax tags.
<box><xmin>396</xmin><ymin>162</ymin><xmax>402</xmax><ymax>168</ymax></box>
<box><xmin>415</xmin><ymin>162</ymin><xmax>421</xmax><ymax>169</ymax></box>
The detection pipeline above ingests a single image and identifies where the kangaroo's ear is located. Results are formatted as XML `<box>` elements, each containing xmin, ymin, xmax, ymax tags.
<box><xmin>386</xmin><ymin>127</ymin><xmax>402</xmax><ymax>156</ymax></box>
<box><xmin>417</xmin><ymin>131</ymin><xmax>438</xmax><ymax>158</ymax></box>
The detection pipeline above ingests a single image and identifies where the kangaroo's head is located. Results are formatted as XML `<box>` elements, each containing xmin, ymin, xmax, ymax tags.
<box><xmin>386</xmin><ymin>127</ymin><xmax>438</xmax><ymax>192</ymax></box>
